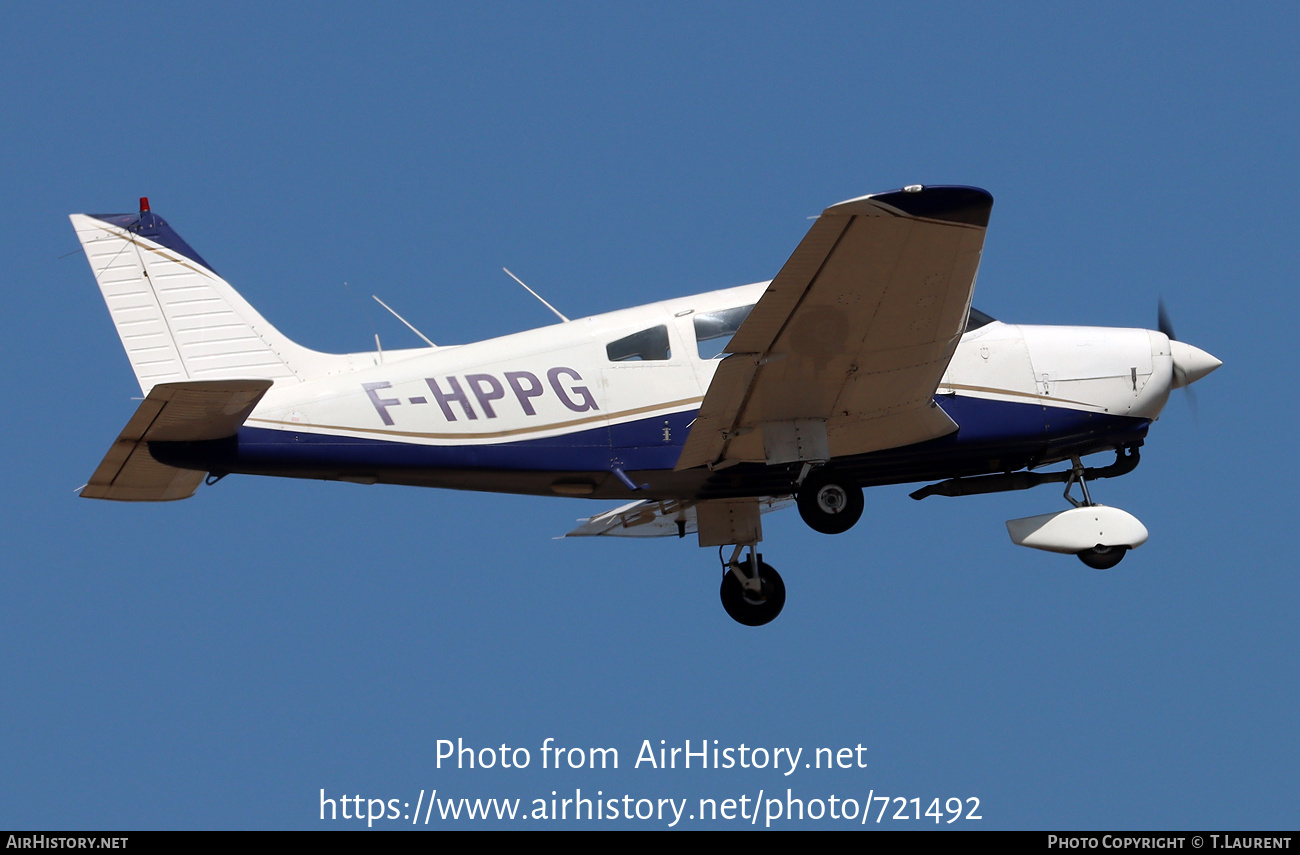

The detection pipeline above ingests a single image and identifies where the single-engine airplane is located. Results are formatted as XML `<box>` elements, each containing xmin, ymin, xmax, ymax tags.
<box><xmin>72</xmin><ymin>186</ymin><xmax>1221</xmax><ymax>625</ymax></box>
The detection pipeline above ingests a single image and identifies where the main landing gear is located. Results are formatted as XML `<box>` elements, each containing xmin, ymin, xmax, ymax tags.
<box><xmin>714</xmin><ymin>466</ymin><xmax>858</xmax><ymax>625</ymax></box>
<box><xmin>719</xmin><ymin>546</ymin><xmax>786</xmax><ymax>626</ymax></box>
<box><xmin>796</xmin><ymin>466</ymin><xmax>864</xmax><ymax>535</ymax></box>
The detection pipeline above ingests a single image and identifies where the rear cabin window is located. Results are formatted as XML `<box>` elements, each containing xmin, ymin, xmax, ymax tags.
<box><xmin>607</xmin><ymin>325</ymin><xmax>671</xmax><ymax>361</ymax></box>
<box><xmin>693</xmin><ymin>304</ymin><xmax>755</xmax><ymax>359</ymax></box>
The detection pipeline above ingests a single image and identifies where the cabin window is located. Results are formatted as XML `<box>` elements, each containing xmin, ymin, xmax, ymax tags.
<box><xmin>965</xmin><ymin>307</ymin><xmax>996</xmax><ymax>332</ymax></box>
<box><xmin>607</xmin><ymin>325</ymin><xmax>671</xmax><ymax>361</ymax></box>
<box><xmin>693</xmin><ymin>304</ymin><xmax>755</xmax><ymax>359</ymax></box>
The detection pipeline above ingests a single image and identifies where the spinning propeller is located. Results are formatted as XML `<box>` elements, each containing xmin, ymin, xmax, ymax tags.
<box><xmin>1158</xmin><ymin>299</ymin><xmax>1222</xmax><ymax>418</ymax></box>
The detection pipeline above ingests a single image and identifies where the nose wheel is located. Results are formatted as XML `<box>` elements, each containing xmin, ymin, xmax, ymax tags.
<box><xmin>1063</xmin><ymin>459</ymin><xmax>1132</xmax><ymax>569</ymax></box>
<box><xmin>719</xmin><ymin>548</ymin><xmax>786</xmax><ymax>626</ymax></box>
<box><xmin>1078</xmin><ymin>544</ymin><xmax>1127</xmax><ymax>570</ymax></box>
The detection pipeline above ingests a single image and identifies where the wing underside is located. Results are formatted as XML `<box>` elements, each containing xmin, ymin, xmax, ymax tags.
<box><xmin>565</xmin><ymin>497</ymin><xmax>794</xmax><ymax>538</ymax></box>
<box><xmin>676</xmin><ymin>186</ymin><xmax>992</xmax><ymax>471</ymax></box>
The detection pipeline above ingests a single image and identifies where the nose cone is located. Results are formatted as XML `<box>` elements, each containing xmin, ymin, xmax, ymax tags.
<box><xmin>1169</xmin><ymin>340</ymin><xmax>1222</xmax><ymax>389</ymax></box>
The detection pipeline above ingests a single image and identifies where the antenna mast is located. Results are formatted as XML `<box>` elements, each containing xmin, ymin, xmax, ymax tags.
<box><xmin>503</xmin><ymin>268</ymin><xmax>570</xmax><ymax>323</ymax></box>
<box><xmin>371</xmin><ymin>295</ymin><xmax>438</xmax><ymax>347</ymax></box>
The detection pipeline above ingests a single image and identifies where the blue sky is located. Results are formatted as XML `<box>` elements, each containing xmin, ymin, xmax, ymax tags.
<box><xmin>2</xmin><ymin>3</ymin><xmax>1297</xmax><ymax>829</ymax></box>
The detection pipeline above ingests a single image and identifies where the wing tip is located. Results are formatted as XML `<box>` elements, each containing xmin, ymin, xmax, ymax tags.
<box><xmin>867</xmin><ymin>185</ymin><xmax>993</xmax><ymax>228</ymax></box>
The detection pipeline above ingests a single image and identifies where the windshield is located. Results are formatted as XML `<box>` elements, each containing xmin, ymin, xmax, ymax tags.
<box><xmin>693</xmin><ymin>304</ymin><xmax>755</xmax><ymax>359</ymax></box>
<box><xmin>965</xmin><ymin>307</ymin><xmax>996</xmax><ymax>332</ymax></box>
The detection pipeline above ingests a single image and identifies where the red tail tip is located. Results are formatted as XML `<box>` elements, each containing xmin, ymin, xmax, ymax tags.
<box><xmin>139</xmin><ymin>197</ymin><xmax>150</xmax><ymax>213</ymax></box>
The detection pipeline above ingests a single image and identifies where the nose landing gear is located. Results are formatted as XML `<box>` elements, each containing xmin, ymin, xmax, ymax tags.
<box><xmin>1077</xmin><ymin>544</ymin><xmax>1128</xmax><ymax>570</ymax></box>
<box><xmin>1005</xmin><ymin>457</ymin><xmax>1149</xmax><ymax>568</ymax></box>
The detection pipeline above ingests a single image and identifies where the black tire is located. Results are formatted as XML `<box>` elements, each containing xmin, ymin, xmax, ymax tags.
<box><xmin>720</xmin><ymin>561</ymin><xmax>786</xmax><ymax>626</ymax></box>
<box><xmin>797</xmin><ymin>468</ymin><xmax>864</xmax><ymax>535</ymax></box>
<box><xmin>1077</xmin><ymin>545</ymin><xmax>1127</xmax><ymax>570</ymax></box>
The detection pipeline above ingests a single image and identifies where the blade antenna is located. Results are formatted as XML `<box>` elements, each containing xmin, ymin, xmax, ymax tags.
<box><xmin>503</xmin><ymin>267</ymin><xmax>570</xmax><ymax>323</ymax></box>
<box><xmin>371</xmin><ymin>295</ymin><xmax>438</xmax><ymax>347</ymax></box>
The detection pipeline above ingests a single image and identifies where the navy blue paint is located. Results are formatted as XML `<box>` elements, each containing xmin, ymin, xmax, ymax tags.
<box><xmin>869</xmin><ymin>185</ymin><xmax>993</xmax><ymax>228</ymax></box>
<box><xmin>194</xmin><ymin>408</ymin><xmax>699</xmax><ymax>474</ymax></box>
<box><xmin>933</xmin><ymin>394</ymin><xmax>1046</xmax><ymax>442</ymax></box>
<box><xmin>609</xmin><ymin>410</ymin><xmax>696</xmax><ymax>470</ymax></box>
<box><xmin>88</xmin><ymin>211</ymin><xmax>216</xmax><ymax>273</ymax></box>
<box><xmin>153</xmin><ymin>396</ymin><xmax>1149</xmax><ymax>491</ymax></box>
<box><xmin>868</xmin><ymin>399</ymin><xmax>1147</xmax><ymax>479</ymax></box>
<box><xmin>924</xmin><ymin>395</ymin><xmax>1149</xmax><ymax>462</ymax></box>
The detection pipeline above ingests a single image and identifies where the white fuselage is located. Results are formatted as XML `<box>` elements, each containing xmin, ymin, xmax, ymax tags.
<box><xmin>208</xmin><ymin>281</ymin><xmax>1181</xmax><ymax>500</ymax></box>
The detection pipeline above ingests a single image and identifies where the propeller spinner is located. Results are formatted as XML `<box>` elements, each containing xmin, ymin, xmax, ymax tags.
<box><xmin>1159</xmin><ymin>299</ymin><xmax>1222</xmax><ymax>390</ymax></box>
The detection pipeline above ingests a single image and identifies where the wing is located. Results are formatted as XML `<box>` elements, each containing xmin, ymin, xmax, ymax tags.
<box><xmin>676</xmin><ymin>185</ymin><xmax>992</xmax><ymax>470</ymax></box>
<box><xmin>565</xmin><ymin>497</ymin><xmax>794</xmax><ymax>538</ymax></box>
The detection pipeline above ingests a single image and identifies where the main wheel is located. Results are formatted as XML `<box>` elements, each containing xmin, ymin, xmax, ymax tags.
<box><xmin>1078</xmin><ymin>545</ymin><xmax>1127</xmax><ymax>570</ymax></box>
<box><xmin>720</xmin><ymin>560</ymin><xmax>786</xmax><ymax>626</ymax></box>
<box><xmin>797</xmin><ymin>468</ymin><xmax>864</xmax><ymax>534</ymax></box>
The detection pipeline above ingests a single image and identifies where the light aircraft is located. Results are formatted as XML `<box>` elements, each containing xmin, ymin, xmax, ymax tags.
<box><xmin>72</xmin><ymin>186</ymin><xmax>1221</xmax><ymax>626</ymax></box>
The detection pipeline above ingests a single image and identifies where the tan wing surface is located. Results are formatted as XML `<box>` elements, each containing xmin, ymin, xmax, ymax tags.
<box><xmin>82</xmin><ymin>379</ymin><xmax>273</xmax><ymax>501</ymax></box>
<box><xmin>676</xmin><ymin>185</ymin><xmax>992</xmax><ymax>470</ymax></box>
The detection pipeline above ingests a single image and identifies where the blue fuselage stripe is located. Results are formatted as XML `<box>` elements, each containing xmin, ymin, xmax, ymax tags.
<box><xmin>150</xmin><ymin>396</ymin><xmax>1150</xmax><ymax>487</ymax></box>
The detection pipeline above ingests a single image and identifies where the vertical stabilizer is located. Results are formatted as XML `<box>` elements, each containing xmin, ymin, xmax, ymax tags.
<box><xmin>71</xmin><ymin>204</ymin><xmax>344</xmax><ymax>393</ymax></box>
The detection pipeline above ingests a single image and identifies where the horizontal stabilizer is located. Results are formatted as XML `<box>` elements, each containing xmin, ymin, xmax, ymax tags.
<box><xmin>566</xmin><ymin>496</ymin><xmax>793</xmax><ymax>538</ymax></box>
<box><xmin>81</xmin><ymin>380</ymin><xmax>272</xmax><ymax>501</ymax></box>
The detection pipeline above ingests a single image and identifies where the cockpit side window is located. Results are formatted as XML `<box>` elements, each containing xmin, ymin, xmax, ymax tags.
<box><xmin>607</xmin><ymin>325</ymin><xmax>671</xmax><ymax>361</ymax></box>
<box><xmin>693</xmin><ymin>304</ymin><xmax>755</xmax><ymax>359</ymax></box>
<box><xmin>965</xmin><ymin>307</ymin><xmax>996</xmax><ymax>332</ymax></box>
